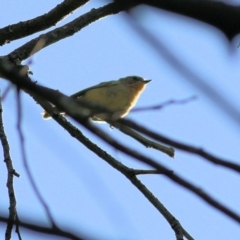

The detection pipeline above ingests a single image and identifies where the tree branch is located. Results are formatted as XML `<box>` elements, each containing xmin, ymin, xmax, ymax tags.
<box><xmin>0</xmin><ymin>214</ymin><xmax>84</xmax><ymax>240</ymax></box>
<box><xmin>120</xmin><ymin>118</ymin><xmax>240</xmax><ymax>174</ymax></box>
<box><xmin>7</xmin><ymin>1</ymin><xmax>136</xmax><ymax>63</ymax></box>
<box><xmin>0</xmin><ymin>92</ymin><xmax>20</xmax><ymax>239</ymax></box>
<box><xmin>0</xmin><ymin>0</ymin><xmax>89</xmax><ymax>46</ymax></box>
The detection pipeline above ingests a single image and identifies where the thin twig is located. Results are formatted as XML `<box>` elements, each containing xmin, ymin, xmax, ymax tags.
<box><xmin>132</xmin><ymin>96</ymin><xmax>197</xmax><ymax>112</ymax></box>
<box><xmin>0</xmin><ymin>90</ymin><xmax>20</xmax><ymax>240</ymax></box>
<box><xmin>15</xmin><ymin>89</ymin><xmax>57</xmax><ymax>229</ymax></box>
<box><xmin>15</xmin><ymin>213</ymin><xmax>22</xmax><ymax>240</ymax></box>
<box><xmin>129</xmin><ymin>169</ymin><xmax>173</xmax><ymax>175</ymax></box>
<box><xmin>1</xmin><ymin>84</ymin><xmax>13</xmax><ymax>101</ymax></box>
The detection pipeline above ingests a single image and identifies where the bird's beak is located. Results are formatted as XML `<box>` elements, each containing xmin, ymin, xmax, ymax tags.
<box><xmin>144</xmin><ymin>79</ymin><xmax>151</xmax><ymax>84</ymax></box>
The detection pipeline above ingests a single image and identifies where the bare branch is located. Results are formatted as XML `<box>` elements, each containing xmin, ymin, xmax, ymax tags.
<box><xmin>120</xmin><ymin>118</ymin><xmax>240</xmax><ymax>174</ymax></box>
<box><xmin>129</xmin><ymin>169</ymin><xmax>173</xmax><ymax>175</ymax></box>
<box><xmin>0</xmin><ymin>0</ymin><xmax>89</xmax><ymax>46</ymax></box>
<box><xmin>127</xmin><ymin>176</ymin><xmax>184</xmax><ymax>240</ymax></box>
<box><xmin>0</xmin><ymin>214</ymin><xmax>84</xmax><ymax>240</ymax></box>
<box><xmin>0</xmin><ymin>91</ymin><xmax>20</xmax><ymax>239</ymax></box>
<box><xmin>7</xmin><ymin>1</ymin><xmax>137</xmax><ymax>62</ymax></box>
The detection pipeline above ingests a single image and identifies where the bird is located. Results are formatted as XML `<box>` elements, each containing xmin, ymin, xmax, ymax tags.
<box><xmin>42</xmin><ymin>76</ymin><xmax>151</xmax><ymax>122</ymax></box>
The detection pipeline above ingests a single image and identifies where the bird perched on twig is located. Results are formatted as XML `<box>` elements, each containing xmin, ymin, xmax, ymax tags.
<box><xmin>42</xmin><ymin>76</ymin><xmax>151</xmax><ymax>122</ymax></box>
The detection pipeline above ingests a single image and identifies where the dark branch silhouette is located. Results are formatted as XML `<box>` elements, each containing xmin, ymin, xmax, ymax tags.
<box><xmin>132</xmin><ymin>0</ymin><xmax>240</xmax><ymax>40</ymax></box>
<box><xmin>0</xmin><ymin>0</ymin><xmax>89</xmax><ymax>46</ymax></box>
<box><xmin>120</xmin><ymin>118</ymin><xmax>240</xmax><ymax>173</ymax></box>
<box><xmin>0</xmin><ymin>214</ymin><xmax>84</xmax><ymax>240</ymax></box>
<box><xmin>6</xmin><ymin>1</ymin><xmax>136</xmax><ymax>63</ymax></box>
<box><xmin>0</xmin><ymin>91</ymin><xmax>21</xmax><ymax>239</ymax></box>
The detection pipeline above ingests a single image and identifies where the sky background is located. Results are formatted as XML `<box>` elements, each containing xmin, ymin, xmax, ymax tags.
<box><xmin>1</xmin><ymin>0</ymin><xmax>240</xmax><ymax>239</ymax></box>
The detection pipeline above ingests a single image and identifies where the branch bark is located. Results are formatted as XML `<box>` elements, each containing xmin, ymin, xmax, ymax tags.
<box><xmin>0</xmin><ymin>0</ymin><xmax>89</xmax><ymax>46</ymax></box>
<box><xmin>6</xmin><ymin>1</ymin><xmax>136</xmax><ymax>63</ymax></box>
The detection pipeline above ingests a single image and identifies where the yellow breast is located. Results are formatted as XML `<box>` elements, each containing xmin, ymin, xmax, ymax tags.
<box><xmin>77</xmin><ymin>80</ymin><xmax>146</xmax><ymax>120</ymax></box>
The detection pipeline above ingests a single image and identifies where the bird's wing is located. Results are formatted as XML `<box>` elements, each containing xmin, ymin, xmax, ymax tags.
<box><xmin>70</xmin><ymin>80</ymin><xmax>120</xmax><ymax>99</ymax></box>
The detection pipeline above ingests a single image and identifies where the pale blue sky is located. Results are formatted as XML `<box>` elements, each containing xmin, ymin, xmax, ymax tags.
<box><xmin>1</xmin><ymin>1</ymin><xmax>240</xmax><ymax>239</ymax></box>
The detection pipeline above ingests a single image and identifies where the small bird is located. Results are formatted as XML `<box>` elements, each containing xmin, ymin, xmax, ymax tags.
<box><xmin>42</xmin><ymin>76</ymin><xmax>151</xmax><ymax>122</ymax></box>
